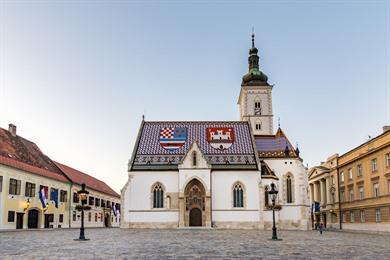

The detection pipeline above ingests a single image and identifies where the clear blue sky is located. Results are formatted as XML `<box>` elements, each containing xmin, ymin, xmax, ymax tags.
<box><xmin>1</xmin><ymin>1</ymin><xmax>389</xmax><ymax>192</ymax></box>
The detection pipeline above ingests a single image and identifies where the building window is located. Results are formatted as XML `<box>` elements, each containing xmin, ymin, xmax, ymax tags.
<box><xmin>95</xmin><ymin>213</ymin><xmax>98</xmax><ymax>222</ymax></box>
<box><xmin>25</xmin><ymin>182</ymin><xmax>36</xmax><ymax>197</ymax></box>
<box><xmin>9</xmin><ymin>178</ymin><xmax>21</xmax><ymax>195</ymax></box>
<box><xmin>373</xmin><ymin>183</ymin><xmax>379</xmax><ymax>198</ymax></box>
<box><xmin>357</xmin><ymin>164</ymin><xmax>362</xmax><ymax>177</ymax></box>
<box><xmin>342</xmin><ymin>212</ymin><xmax>346</xmax><ymax>223</ymax></box>
<box><xmin>371</xmin><ymin>158</ymin><xmax>378</xmax><ymax>172</ymax></box>
<box><xmin>192</xmin><ymin>151</ymin><xmax>197</xmax><ymax>166</ymax></box>
<box><xmin>95</xmin><ymin>198</ymin><xmax>100</xmax><ymax>207</ymax></box>
<box><xmin>340</xmin><ymin>190</ymin><xmax>345</xmax><ymax>203</ymax></box>
<box><xmin>359</xmin><ymin>186</ymin><xmax>364</xmax><ymax>200</ymax></box>
<box><xmin>106</xmin><ymin>200</ymin><xmax>111</xmax><ymax>208</ymax></box>
<box><xmin>348</xmin><ymin>168</ymin><xmax>353</xmax><ymax>180</ymax></box>
<box><xmin>73</xmin><ymin>192</ymin><xmax>79</xmax><ymax>203</ymax></box>
<box><xmin>59</xmin><ymin>214</ymin><xmax>63</xmax><ymax>223</ymax></box>
<box><xmin>101</xmin><ymin>200</ymin><xmax>106</xmax><ymax>208</ymax></box>
<box><xmin>264</xmin><ymin>186</ymin><xmax>269</xmax><ymax>208</ymax></box>
<box><xmin>375</xmin><ymin>208</ymin><xmax>381</xmax><ymax>222</ymax></box>
<box><xmin>349</xmin><ymin>189</ymin><xmax>354</xmax><ymax>201</ymax></box>
<box><xmin>388</xmin><ymin>180</ymin><xmax>390</xmax><ymax>194</ymax></box>
<box><xmin>360</xmin><ymin>210</ymin><xmax>365</xmax><ymax>223</ymax></box>
<box><xmin>340</xmin><ymin>172</ymin><xmax>344</xmax><ymax>182</ymax></box>
<box><xmin>89</xmin><ymin>196</ymin><xmax>94</xmax><ymax>206</ymax></box>
<box><xmin>8</xmin><ymin>211</ymin><xmax>15</xmax><ymax>222</ymax></box>
<box><xmin>233</xmin><ymin>182</ymin><xmax>244</xmax><ymax>208</ymax></box>
<box><xmin>152</xmin><ymin>183</ymin><xmax>164</xmax><ymax>208</ymax></box>
<box><xmin>100</xmin><ymin>213</ymin><xmax>103</xmax><ymax>222</ymax></box>
<box><xmin>386</xmin><ymin>153</ymin><xmax>390</xmax><ymax>167</ymax></box>
<box><xmin>286</xmin><ymin>176</ymin><xmax>293</xmax><ymax>203</ymax></box>
<box><xmin>50</xmin><ymin>188</ymin><xmax>58</xmax><ymax>201</ymax></box>
<box><xmin>350</xmin><ymin>211</ymin><xmax>355</xmax><ymax>222</ymax></box>
<box><xmin>0</xmin><ymin>175</ymin><xmax>3</xmax><ymax>192</ymax></box>
<box><xmin>88</xmin><ymin>212</ymin><xmax>91</xmax><ymax>222</ymax></box>
<box><xmin>254</xmin><ymin>98</ymin><xmax>261</xmax><ymax>115</ymax></box>
<box><xmin>255</xmin><ymin>120</ymin><xmax>261</xmax><ymax>131</ymax></box>
<box><xmin>72</xmin><ymin>211</ymin><xmax>76</xmax><ymax>221</ymax></box>
<box><xmin>60</xmin><ymin>190</ymin><xmax>67</xmax><ymax>203</ymax></box>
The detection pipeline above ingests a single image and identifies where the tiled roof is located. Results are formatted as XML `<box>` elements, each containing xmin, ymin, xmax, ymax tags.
<box><xmin>0</xmin><ymin>156</ymin><xmax>69</xmax><ymax>183</ymax></box>
<box><xmin>254</xmin><ymin>128</ymin><xmax>298</xmax><ymax>158</ymax></box>
<box><xmin>55</xmin><ymin>162</ymin><xmax>120</xmax><ymax>198</ymax></box>
<box><xmin>0</xmin><ymin>128</ymin><xmax>64</xmax><ymax>175</ymax></box>
<box><xmin>0</xmin><ymin>128</ymin><xmax>69</xmax><ymax>182</ymax></box>
<box><xmin>132</xmin><ymin>121</ymin><xmax>258</xmax><ymax>169</ymax></box>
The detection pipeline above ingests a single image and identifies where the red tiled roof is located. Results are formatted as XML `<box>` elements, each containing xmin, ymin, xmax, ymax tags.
<box><xmin>55</xmin><ymin>162</ymin><xmax>119</xmax><ymax>198</ymax></box>
<box><xmin>0</xmin><ymin>128</ymin><xmax>64</xmax><ymax>174</ymax></box>
<box><xmin>0</xmin><ymin>156</ymin><xmax>69</xmax><ymax>183</ymax></box>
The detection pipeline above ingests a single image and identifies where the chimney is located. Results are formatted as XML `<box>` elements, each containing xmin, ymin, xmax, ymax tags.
<box><xmin>8</xmin><ymin>124</ymin><xmax>17</xmax><ymax>137</ymax></box>
<box><xmin>383</xmin><ymin>126</ymin><xmax>390</xmax><ymax>133</ymax></box>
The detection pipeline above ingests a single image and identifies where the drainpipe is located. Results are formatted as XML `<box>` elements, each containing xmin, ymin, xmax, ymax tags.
<box><xmin>69</xmin><ymin>183</ymin><xmax>72</xmax><ymax>228</ymax></box>
<box><xmin>336</xmin><ymin>157</ymin><xmax>342</xmax><ymax>230</ymax></box>
<box><xmin>210</xmin><ymin>170</ymin><xmax>213</xmax><ymax>228</ymax></box>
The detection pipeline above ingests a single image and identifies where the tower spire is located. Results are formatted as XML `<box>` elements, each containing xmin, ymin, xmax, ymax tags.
<box><xmin>252</xmin><ymin>27</ymin><xmax>255</xmax><ymax>48</ymax></box>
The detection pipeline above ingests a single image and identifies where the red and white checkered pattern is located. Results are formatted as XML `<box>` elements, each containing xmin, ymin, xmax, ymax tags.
<box><xmin>160</xmin><ymin>127</ymin><xmax>174</xmax><ymax>139</ymax></box>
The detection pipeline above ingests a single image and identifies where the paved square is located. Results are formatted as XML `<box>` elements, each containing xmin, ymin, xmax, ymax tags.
<box><xmin>0</xmin><ymin>228</ymin><xmax>389</xmax><ymax>259</ymax></box>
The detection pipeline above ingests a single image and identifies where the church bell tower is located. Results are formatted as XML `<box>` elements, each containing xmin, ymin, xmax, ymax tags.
<box><xmin>238</xmin><ymin>33</ymin><xmax>274</xmax><ymax>135</ymax></box>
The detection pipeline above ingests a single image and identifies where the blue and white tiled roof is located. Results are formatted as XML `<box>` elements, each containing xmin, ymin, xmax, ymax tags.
<box><xmin>131</xmin><ymin>121</ymin><xmax>258</xmax><ymax>170</ymax></box>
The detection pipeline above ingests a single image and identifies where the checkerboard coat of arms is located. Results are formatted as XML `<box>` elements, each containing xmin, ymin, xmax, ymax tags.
<box><xmin>207</xmin><ymin>127</ymin><xmax>235</xmax><ymax>150</ymax></box>
<box><xmin>159</xmin><ymin>127</ymin><xmax>187</xmax><ymax>150</ymax></box>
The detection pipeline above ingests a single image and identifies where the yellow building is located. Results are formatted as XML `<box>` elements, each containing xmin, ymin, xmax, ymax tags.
<box><xmin>309</xmin><ymin>126</ymin><xmax>390</xmax><ymax>232</ymax></box>
<box><xmin>0</xmin><ymin>124</ymin><xmax>120</xmax><ymax>230</ymax></box>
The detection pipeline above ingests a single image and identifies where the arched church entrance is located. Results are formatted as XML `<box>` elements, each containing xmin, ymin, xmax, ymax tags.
<box><xmin>184</xmin><ymin>178</ymin><xmax>205</xmax><ymax>227</ymax></box>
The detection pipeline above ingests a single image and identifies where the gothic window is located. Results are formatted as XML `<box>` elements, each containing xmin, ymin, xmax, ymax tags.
<box><xmin>233</xmin><ymin>182</ymin><xmax>244</xmax><ymax>208</ymax></box>
<box><xmin>254</xmin><ymin>97</ymin><xmax>261</xmax><ymax>115</ymax></box>
<box><xmin>192</xmin><ymin>151</ymin><xmax>197</xmax><ymax>167</ymax></box>
<box><xmin>152</xmin><ymin>183</ymin><xmax>164</xmax><ymax>208</ymax></box>
<box><xmin>287</xmin><ymin>176</ymin><xmax>293</xmax><ymax>203</ymax></box>
<box><xmin>264</xmin><ymin>185</ymin><xmax>269</xmax><ymax>208</ymax></box>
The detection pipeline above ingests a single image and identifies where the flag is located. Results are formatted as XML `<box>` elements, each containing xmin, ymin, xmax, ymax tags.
<box><xmin>51</xmin><ymin>189</ymin><xmax>59</xmax><ymax>208</ymax></box>
<box><xmin>39</xmin><ymin>187</ymin><xmax>48</xmax><ymax>209</ymax></box>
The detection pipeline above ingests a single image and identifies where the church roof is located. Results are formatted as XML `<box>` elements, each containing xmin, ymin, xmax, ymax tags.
<box><xmin>254</xmin><ymin>128</ymin><xmax>298</xmax><ymax>158</ymax></box>
<box><xmin>130</xmin><ymin>121</ymin><xmax>259</xmax><ymax>170</ymax></box>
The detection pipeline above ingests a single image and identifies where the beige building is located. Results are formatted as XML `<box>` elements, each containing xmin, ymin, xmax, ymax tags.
<box><xmin>0</xmin><ymin>124</ymin><xmax>120</xmax><ymax>230</ymax></box>
<box><xmin>309</xmin><ymin>126</ymin><xmax>390</xmax><ymax>232</ymax></box>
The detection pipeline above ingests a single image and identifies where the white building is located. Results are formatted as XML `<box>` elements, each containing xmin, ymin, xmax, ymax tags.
<box><xmin>121</xmin><ymin>35</ymin><xmax>309</xmax><ymax>230</ymax></box>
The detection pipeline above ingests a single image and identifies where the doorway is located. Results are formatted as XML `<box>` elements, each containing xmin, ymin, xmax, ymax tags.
<box><xmin>44</xmin><ymin>214</ymin><xmax>54</xmax><ymax>228</ymax></box>
<box><xmin>28</xmin><ymin>209</ymin><xmax>39</xmax><ymax>228</ymax></box>
<box><xmin>16</xmin><ymin>213</ymin><xmax>24</xmax><ymax>229</ymax></box>
<box><xmin>104</xmin><ymin>213</ymin><xmax>110</xmax><ymax>227</ymax></box>
<box><xmin>189</xmin><ymin>208</ymin><xmax>202</xmax><ymax>226</ymax></box>
<box><xmin>184</xmin><ymin>178</ymin><xmax>206</xmax><ymax>227</ymax></box>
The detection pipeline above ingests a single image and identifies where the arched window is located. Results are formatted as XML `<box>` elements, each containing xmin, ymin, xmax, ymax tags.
<box><xmin>264</xmin><ymin>185</ymin><xmax>269</xmax><ymax>208</ymax></box>
<box><xmin>233</xmin><ymin>182</ymin><xmax>244</xmax><ymax>208</ymax></box>
<box><xmin>152</xmin><ymin>183</ymin><xmax>164</xmax><ymax>208</ymax></box>
<box><xmin>255</xmin><ymin>120</ymin><xmax>261</xmax><ymax>131</ymax></box>
<box><xmin>192</xmin><ymin>151</ymin><xmax>197</xmax><ymax>166</ymax></box>
<box><xmin>287</xmin><ymin>176</ymin><xmax>293</xmax><ymax>203</ymax></box>
<box><xmin>254</xmin><ymin>97</ymin><xmax>261</xmax><ymax>115</ymax></box>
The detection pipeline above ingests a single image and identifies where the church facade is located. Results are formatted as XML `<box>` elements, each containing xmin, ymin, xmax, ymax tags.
<box><xmin>121</xmin><ymin>36</ymin><xmax>309</xmax><ymax>230</ymax></box>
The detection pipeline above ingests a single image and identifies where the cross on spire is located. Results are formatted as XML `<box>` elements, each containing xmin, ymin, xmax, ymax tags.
<box><xmin>251</xmin><ymin>27</ymin><xmax>255</xmax><ymax>48</ymax></box>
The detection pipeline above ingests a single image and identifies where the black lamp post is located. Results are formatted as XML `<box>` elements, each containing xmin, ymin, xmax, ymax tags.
<box><xmin>75</xmin><ymin>183</ymin><xmax>89</xmax><ymax>241</ymax></box>
<box><xmin>268</xmin><ymin>183</ymin><xmax>281</xmax><ymax>241</ymax></box>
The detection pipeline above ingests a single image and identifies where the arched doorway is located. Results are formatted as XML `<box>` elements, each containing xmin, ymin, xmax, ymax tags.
<box><xmin>28</xmin><ymin>209</ymin><xmax>39</xmax><ymax>229</ymax></box>
<box><xmin>184</xmin><ymin>178</ymin><xmax>205</xmax><ymax>227</ymax></box>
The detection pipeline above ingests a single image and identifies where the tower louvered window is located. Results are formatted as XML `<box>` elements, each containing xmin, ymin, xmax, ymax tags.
<box><xmin>233</xmin><ymin>183</ymin><xmax>244</xmax><ymax>208</ymax></box>
<box><xmin>153</xmin><ymin>183</ymin><xmax>164</xmax><ymax>208</ymax></box>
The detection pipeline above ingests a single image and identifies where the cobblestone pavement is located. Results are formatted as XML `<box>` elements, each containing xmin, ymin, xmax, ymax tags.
<box><xmin>0</xmin><ymin>228</ymin><xmax>389</xmax><ymax>259</ymax></box>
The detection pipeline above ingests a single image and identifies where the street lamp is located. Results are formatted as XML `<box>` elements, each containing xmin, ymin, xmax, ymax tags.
<box><xmin>74</xmin><ymin>183</ymin><xmax>89</xmax><ymax>241</ymax></box>
<box><xmin>268</xmin><ymin>183</ymin><xmax>281</xmax><ymax>241</ymax></box>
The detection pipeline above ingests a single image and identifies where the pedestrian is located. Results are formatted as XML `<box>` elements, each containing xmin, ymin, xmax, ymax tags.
<box><xmin>319</xmin><ymin>223</ymin><xmax>323</xmax><ymax>235</ymax></box>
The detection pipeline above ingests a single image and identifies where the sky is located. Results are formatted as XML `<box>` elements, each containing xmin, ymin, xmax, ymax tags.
<box><xmin>0</xmin><ymin>1</ymin><xmax>389</xmax><ymax>193</ymax></box>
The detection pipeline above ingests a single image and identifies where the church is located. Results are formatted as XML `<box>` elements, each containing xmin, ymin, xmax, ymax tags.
<box><xmin>121</xmin><ymin>35</ymin><xmax>309</xmax><ymax>230</ymax></box>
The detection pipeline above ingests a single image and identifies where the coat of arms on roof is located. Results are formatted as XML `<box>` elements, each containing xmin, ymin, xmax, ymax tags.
<box><xmin>159</xmin><ymin>127</ymin><xmax>187</xmax><ymax>151</ymax></box>
<box><xmin>207</xmin><ymin>127</ymin><xmax>234</xmax><ymax>150</ymax></box>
